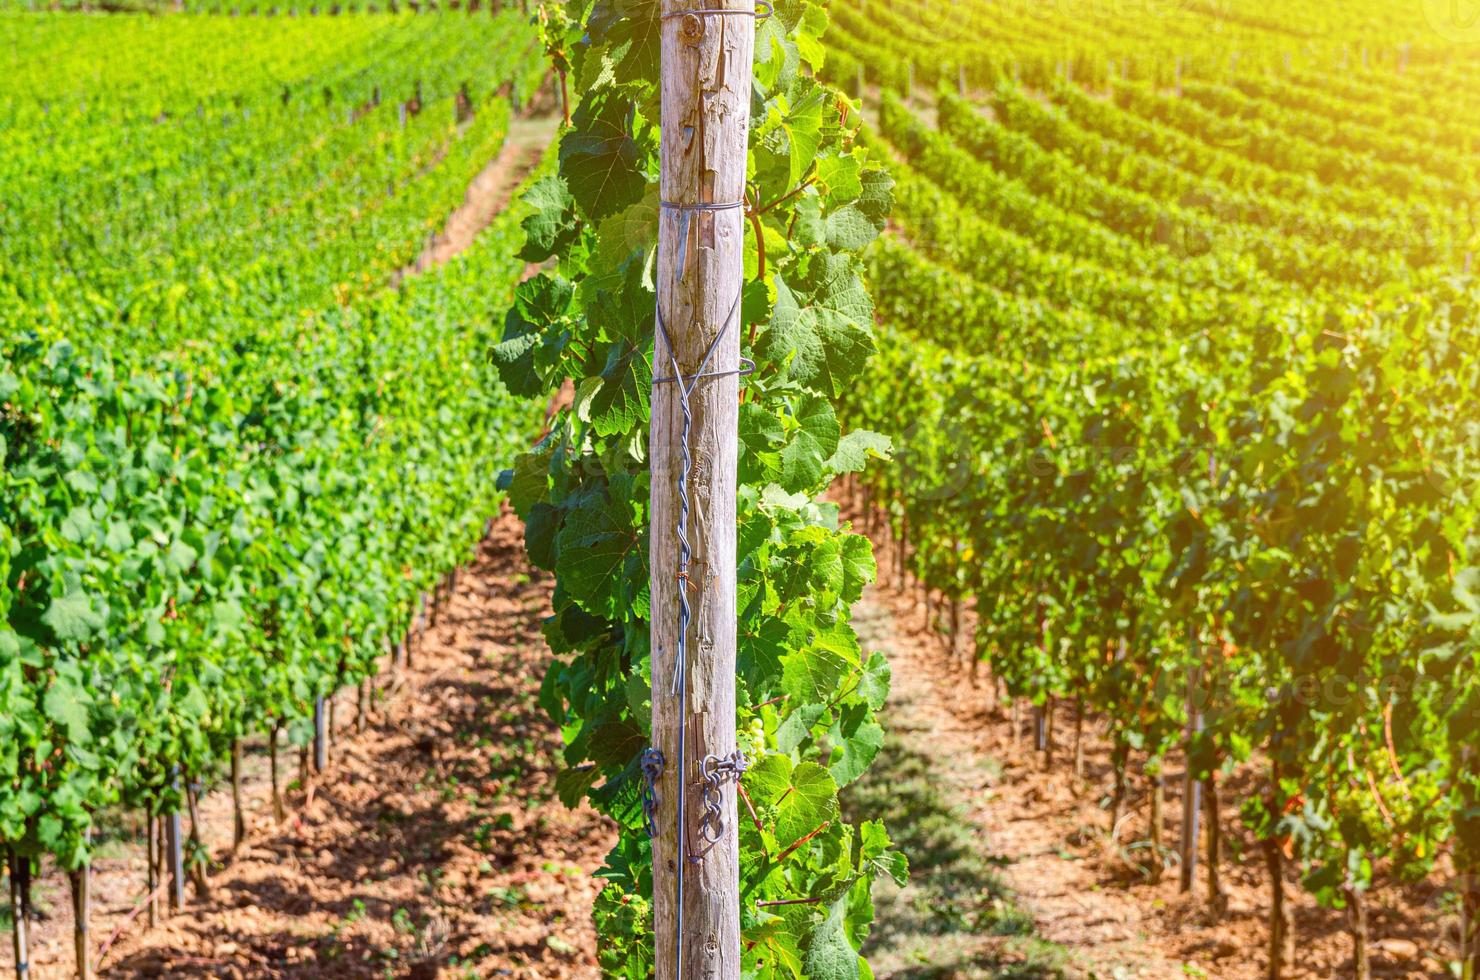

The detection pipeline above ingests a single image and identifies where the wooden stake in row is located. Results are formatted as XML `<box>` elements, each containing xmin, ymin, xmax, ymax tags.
<box><xmin>8</xmin><ymin>850</ymin><xmax>29</xmax><ymax>980</ymax></box>
<box><xmin>650</xmin><ymin>1</ymin><xmax>755</xmax><ymax>976</ymax></box>
<box><xmin>69</xmin><ymin>831</ymin><xmax>92</xmax><ymax>980</ymax></box>
<box><xmin>1179</xmin><ymin>648</ymin><xmax>1205</xmax><ymax>895</ymax></box>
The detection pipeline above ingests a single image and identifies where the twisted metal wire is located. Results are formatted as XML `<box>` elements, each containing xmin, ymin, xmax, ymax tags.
<box><xmin>660</xmin><ymin>0</ymin><xmax>772</xmax><ymax>21</ymax></box>
<box><xmin>651</xmin><ymin>192</ymin><xmax>748</xmax><ymax>980</ymax></box>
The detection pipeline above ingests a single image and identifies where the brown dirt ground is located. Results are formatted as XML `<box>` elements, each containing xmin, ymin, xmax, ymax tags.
<box><xmin>11</xmin><ymin>512</ymin><xmax>614</xmax><ymax>979</ymax></box>
<box><xmin>398</xmin><ymin>101</ymin><xmax>561</xmax><ymax>279</ymax></box>
<box><xmin>850</xmin><ymin>491</ymin><xmax>1461</xmax><ymax>980</ymax></box>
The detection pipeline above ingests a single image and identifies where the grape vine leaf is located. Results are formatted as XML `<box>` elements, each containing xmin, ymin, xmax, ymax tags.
<box><xmin>760</xmin><ymin>276</ymin><xmax>874</xmax><ymax>398</ymax></box>
<box><xmin>561</xmin><ymin>93</ymin><xmax>647</xmax><ymax>222</ymax></box>
<box><xmin>518</xmin><ymin>176</ymin><xmax>578</xmax><ymax>262</ymax></box>
<box><xmin>826</xmin><ymin>429</ymin><xmax>891</xmax><ymax>477</ymax></box>
<box><xmin>780</xmin><ymin>395</ymin><xmax>841</xmax><ymax>491</ymax></box>
<box><xmin>748</xmin><ymin>755</ymin><xmax>839</xmax><ymax>847</ymax></box>
<box><xmin>42</xmin><ymin>588</ymin><xmax>106</xmax><ymax>643</ymax></box>
<box><xmin>802</xmin><ymin>895</ymin><xmax>861</xmax><ymax>980</ymax></box>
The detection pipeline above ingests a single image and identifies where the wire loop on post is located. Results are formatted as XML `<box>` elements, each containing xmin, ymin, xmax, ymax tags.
<box><xmin>640</xmin><ymin>748</ymin><xmax>666</xmax><ymax>839</ymax></box>
<box><xmin>661</xmin><ymin>199</ymin><xmax>745</xmax><ymax>284</ymax></box>
<box><xmin>659</xmin><ymin>0</ymin><xmax>771</xmax><ymax>21</ymax></box>
<box><xmin>652</xmin><ymin>358</ymin><xmax>755</xmax><ymax>387</ymax></box>
<box><xmin>660</xmin><ymin>200</ymin><xmax>745</xmax><ymax>212</ymax></box>
<box><xmin>697</xmin><ymin>750</ymin><xmax>749</xmax><ymax>846</ymax></box>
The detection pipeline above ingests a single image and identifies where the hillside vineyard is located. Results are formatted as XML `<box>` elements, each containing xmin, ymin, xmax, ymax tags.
<box><xmin>827</xmin><ymin>0</ymin><xmax>1480</xmax><ymax>975</ymax></box>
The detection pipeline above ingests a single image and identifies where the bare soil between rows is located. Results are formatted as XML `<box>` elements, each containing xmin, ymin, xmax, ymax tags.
<box><xmin>851</xmin><ymin>504</ymin><xmax>1459</xmax><ymax>980</ymax></box>
<box><xmin>13</xmin><ymin>506</ymin><xmax>1460</xmax><ymax>979</ymax></box>
<box><xmin>12</xmin><ymin>512</ymin><xmax>614</xmax><ymax>979</ymax></box>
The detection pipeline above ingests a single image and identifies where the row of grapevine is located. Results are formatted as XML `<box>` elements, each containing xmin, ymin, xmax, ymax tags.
<box><xmin>2</xmin><ymin>10</ymin><xmax>545</xmax><ymax>341</ymax></box>
<box><xmin>1</xmin><ymin>11</ymin><xmax>548</xmax><ymax>974</ymax></box>
<box><xmin>830</xmin><ymin>0</ymin><xmax>1480</xmax><ymax>100</ymax></box>
<box><xmin>0</xmin><ymin>0</ymin><xmax>523</xmax><ymax>14</ymax></box>
<box><xmin>827</xmin><ymin>3</ymin><xmax>1480</xmax><ymax>977</ymax></box>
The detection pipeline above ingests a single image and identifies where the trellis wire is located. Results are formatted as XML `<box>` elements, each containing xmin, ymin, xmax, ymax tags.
<box><xmin>651</xmin><ymin>194</ymin><xmax>751</xmax><ymax>978</ymax></box>
<box><xmin>659</xmin><ymin>0</ymin><xmax>771</xmax><ymax>20</ymax></box>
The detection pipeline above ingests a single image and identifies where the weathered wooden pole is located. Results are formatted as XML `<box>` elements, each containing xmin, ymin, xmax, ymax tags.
<box><xmin>146</xmin><ymin>813</ymin><xmax>159</xmax><ymax>928</ymax></box>
<box><xmin>166</xmin><ymin>775</ymin><xmax>185</xmax><ymax>913</ymax></box>
<box><xmin>1180</xmin><ymin>655</ymin><xmax>1204</xmax><ymax>894</ymax></box>
<box><xmin>313</xmin><ymin>695</ymin><xmax>328</xmax><ymax>772</ymax></box>
<box><xmin>8</xmin><ymin>849</ymin><xmax>29</xmax><ymax>980</ymax></box>
<box><xmin>70</xmin><ymin>830</ymin><xmax>92</xmax><ymax>980</ymax></box>
<box><xmin>268</xmin><ymin>724</ymin><xmax>285</xmax><ymax>823</ymax></box>
<box><xmin>651</xmin><ymin>0</ymin><xmax>754</xmax><ymax>976</ymax></box>
<box><xmin>231</xmin><ymin>739</ymin><xmax>246</xmax><ymax>850</ymax></box>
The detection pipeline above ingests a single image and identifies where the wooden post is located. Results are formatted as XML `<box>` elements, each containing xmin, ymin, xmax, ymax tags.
<box><xmin>1148</xmin><ymin>760</ymin><xmax>1165</xmax><ymax>880</ymax></box>
<box><xmin>896</xmin><ymin>512</ymin><xmax>908</xmax><ymax>591</ymax></box>
<box><xmin>413</xmin><ymin>591</ymin><xmax>429</xmax><ymax>666</ymax></box>
<box><xmin>1180</xmin><ymin>657</ymin><xmax>1204</xmax><ymax>893</ymax></box>
<box><xmin>1073</xmin><ymin>697</ymin><xmax>1085</xmax><ymax>780</ymax></box>
<box><xmin>1344</xmin><ymin>880</ymin><xmax>1371</xmax><ymax>980</ymax></box>
<box><xmin>185</xmin><ymin>781</ymin><xmax>209</xmax><ymax>900</ymax></box>
<box><xmin>70</xmin><ymin>836</ymin><xmax>92</xmax><ymax>980</ymax></box>
<box><xmin>167</xmin><ymin>776</ymin><xmax>185</xmax><ymax>913</ymax></box>
<box><xmin>1205</xmin><ymin>772</ymin><xmax>1226</xmax><ymax>916</ymax></box>
<box><xmin>145</xmin><ymin>814</ymin><xmax>158</xmax><ymax>929</ymax></box>
<box><xmin>313</xmin><ymin>695</ymin><xmax>328</xmax><ymax>772</ymax></box>
<box><xmin>1265</xmin><ymin>836</ymin><xmax>1289</xmax><ymax>978</ymax></box>
<box><xmin>1043</xmin><ymin>696</ymin><xmax>1054</xmax><ymax>769</ymax></box>
<box><xmin>8</xmin><ymin>849</ymin><xmax>29</xmax><ymax>980</ymax></box>
<box><xmin>1462</xmin><ymin>872</ymin><xmax>1479</xmax><ymax>980</ymax></box>
<box><xmin>948</xmin><ymin>596</ymin><xmax>961</xmax><ymax>659</ymax></box>
<box><xmin>269</xmin><ymin>724</ymin><xmax>285</xmax><ymax>823</ymax></box>
<box><xmin>651</xmin><ymin>2</ymin><xmax>754</xmax><ymax>977</ymax></box>
<box><xmin>231</xmin><ymin>739</ymin><xmax>246</xmax><ymax>850</ymax></box>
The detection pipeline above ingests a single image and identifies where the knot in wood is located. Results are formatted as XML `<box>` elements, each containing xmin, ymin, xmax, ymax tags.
<box><xmin>679</xmin><ymin>12</ymin><xmax>705</xmax><ymax>45</ymax></box>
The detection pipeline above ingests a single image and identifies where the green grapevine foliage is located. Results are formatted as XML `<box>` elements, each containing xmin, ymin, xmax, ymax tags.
<box><xmin>828</xmin><ymin>0</ymin><xmax>1480</xmax><ymax>967</ymax></box>
<box><xmin>492</xmin><ymin>1</ymin><xmax>905</xmax><ymax>974</ymax></box>
<box><xmin>2</xmin><ymin>10</ymin><xmax>544</xmax><ymax>877</ymax></box>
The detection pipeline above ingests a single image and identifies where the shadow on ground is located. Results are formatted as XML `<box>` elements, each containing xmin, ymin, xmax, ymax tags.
<box><xmin>844</xmin><ymin>596</ymin><xmax>1069</xmax><ymax>979</ymax></box>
